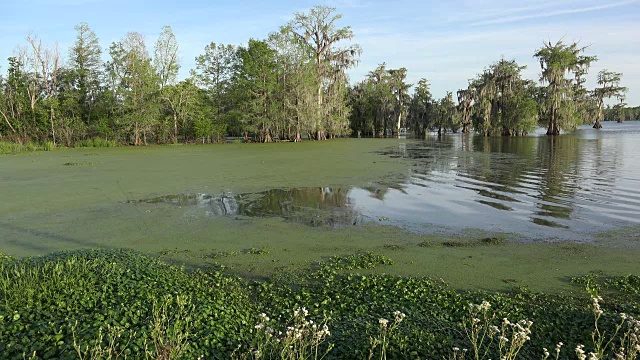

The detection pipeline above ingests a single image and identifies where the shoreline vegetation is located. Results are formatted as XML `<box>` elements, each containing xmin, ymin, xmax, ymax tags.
<box><xmin>1</xmin><ymin>249</ymin><xmax>639</xmax><ymax>359</ymax></box>
<box><xmin>0</xmin><ymin>5</ymin><xmax>635</xmax><ymax>149</ymax></box>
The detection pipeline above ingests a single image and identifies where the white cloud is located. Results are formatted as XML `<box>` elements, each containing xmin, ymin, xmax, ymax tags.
<box><xmin>471</xmin><ymin>0</ymin><xmax>639</xmax><ymax>26</ymax></box>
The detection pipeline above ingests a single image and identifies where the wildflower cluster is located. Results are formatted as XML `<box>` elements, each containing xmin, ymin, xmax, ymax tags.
<box><xmin>458</xmin><ymin>301</ymin><xmax>533</xmax><ymax>360</ymax></box>
<box><xmin>615</xmin><ymin>314</ymin><xmax>640</xmax><ymax>360</ymax></box>
<box><xmin>573</xmin><ymin>296</ymin><xmax>640</xmax><ymax>360</ymax></box>
<box><xmin>369</xmin><ymin>310</ymin><xmax>406</xmax><ymax>360</ymax></box>
<box><xmin>542</xmin><ymin>342</ymin><xmax>563</xmax><ymax>360</ymax></box>
<box><xmin>450</xmin><ymin>346</ymin><xmax>468</xmax><ymax>360</ymax></box>
<box><xmin>237</xmin><ymin>307</ymin><xmax>332</xmax><ymax>360</ymax></box>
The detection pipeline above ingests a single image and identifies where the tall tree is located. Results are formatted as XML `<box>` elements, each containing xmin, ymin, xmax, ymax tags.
<box><xmin>154</xmin><ymin>26</ymin><xmax>180</xmax><ymax>89</ymax></box>
<box><xmin>161</xmin><ymin>79</ymin><xmax>199</xmax><ymax>143</ymax></box>
<box><xmin>534</xmin><ymin>40</ymin><xmax>597</xmax><ymax>135</ymax></box>
<box><xmin>106</xmin><ymin>32</ymin><xmax>159</xmax><ymax>145</ymax></box>
<box><xmin>467</xmin><ymin>58</ymin><xmax>534</xmax><ymax>136</ymax></box>
<box><xmin>457</xmin><ymin>86</ymin><xmax>474</xmax><ymax>134</ymax></box>
<box><xmin>68</xmin><ymin>22</ymin><xmax>102</xmax><ymax>125</ymax></box>
<box><xmin>408</xmin><ymin>78</ymin><xmax>433</xmax><ymax>136</ymax></box>
<box><xmin>192</xmin><ymin>42</ymin><xmax>237</xmax><ymax>134</ymax></box>
<box><xmin>26</xmin><ymin>34</ymin><xmax>61</xmax><ymax>145</ymax></box>
<box><xmin>435</xmin><ymin>92</ymin><xmax>459</xmax><ymax>135</ymax></box>
<box><xmin>289</xmin><ymin>5</ymin><xmax>360</xmax><ymax>140</ymax></box>
<box><xmin>1</xmin><ymin>56</ymin><xmax>39</xmax><ymax>141</ymax></box>
<box><xmin>388</xmin><ymin>67</ymin><xmax>410</xmax><ymax>135</ymax></box>
<box><xmin>0</xmin><ymin>62</ymin><xmax>20</xmax><ymax>137</ymax></box>
<box><xmin>268</xmin><ymin>27</ymin><xmax>318</xmax><ymax>141</ymax></box>
<box><xmin>234</xmin><ymin>39</ymin><xmax>279</xmax><ymax>142</ymax></box>
<box><xmin>367</xmin><ymin>63</ymin><xmax>394</xmax><ymax>137</ymax></box>
<box><xmin>592</xmin><ymin>70</ymin><xmax>627</xmax><ymax>128</ymax></box>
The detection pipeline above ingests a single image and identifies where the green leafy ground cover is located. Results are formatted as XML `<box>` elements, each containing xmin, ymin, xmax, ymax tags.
<box><xmin>1</xmin><ymin>250</ymin><xmax>639</xmax><ymax>359</ymax></box>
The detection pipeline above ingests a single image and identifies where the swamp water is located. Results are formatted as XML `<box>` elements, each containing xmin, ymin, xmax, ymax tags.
<box><xmin>131</xmin><ymin>122</ymin><xmax>640</xmax><ymax>242</ymax></box>
<box><xmin>2</xmin><ymin>125</ymin><xmax>640</xmax><ymax>290</ymax></box>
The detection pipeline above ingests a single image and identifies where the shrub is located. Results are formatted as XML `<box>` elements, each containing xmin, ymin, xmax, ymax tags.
<box><xmin>74</xmin><ymin>138</ymin><xmax>118</xmax><ymax>148</ymax></box>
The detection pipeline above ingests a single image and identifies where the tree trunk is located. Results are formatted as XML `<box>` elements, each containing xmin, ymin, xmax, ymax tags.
<box><xmin>593</xmin><ymin>120</ymin><xmax>602</xmax><ymax>129</ymax></box>
<box><xmin>264</xmin><ymin>128</ymin><xmax>273</xmax><ymax>143</ymax></box>
<box><xmin>134</xmin><ymin>122</ymin><xmax>140</xmax><ymax>146</ymax></box>
<box><xmin>0</xmin><ymin>109</ymin><xmax>17</xmax><ymax>134</ymax></box>
<box><xmin>173</xmin><ymin>113</ymin><xmax>178</xmax><ymax>143</ymax></box>
<box><xmin>50</xmin><ymin>108</ymin><xmax>56</xmax><ymax>146</ymax></box>
<box><xmin>547</xmin><ymin>85</ymin><xmax>560</xmax><ymax>135</ymax></box>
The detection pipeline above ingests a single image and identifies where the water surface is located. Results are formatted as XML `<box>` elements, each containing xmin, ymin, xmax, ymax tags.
<box><xmin>131</xmin><ymin>122</ymin><xmax>640</xmax><ymax>242</ymax></box>
<box><xmin>368</xmin><ymin>121</ymin><xmax>640</xmax><ymax>241</ymax></box>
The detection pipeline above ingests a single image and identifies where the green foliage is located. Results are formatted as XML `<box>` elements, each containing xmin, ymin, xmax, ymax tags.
<box><xmin>604</xmin><ymin>105</ymin><xmax>640</xmax><ymax>121</ymax></box>
<box><xmin>63</xmin><ymin>161</ymin><xmax>95</xmax><ymax>166</ymax></box>
<box><xmin>1</xmin><ymin>250</ymin><xmax>639</xmax><ymax>359</ymax></box>
<box><xmin>534</xmin><ymin>40</ymin><xmax>597</xmax><ymax>134</ymax></box>
<box><xmin>480</xmin><ymin>237</ymin><xmax>505</xmax><ymax>245</ymax></box>
<box><xmin>42</xmin><ymin>141</ymin><xmax>56</xmax><ymax>151</ymax></box>
<box><xmin>0</xmin><ymin>250</ymin><xmax>254</xmax><ymax>358</ymax></box>
<box><xmin>2</xmin><ymin>12</ymin><xmax>626</xmax><ymax>144</ymax></box>
<box><xmin>466</xmin><ymin>58</ymin><xmax>539</xmax><ymax>136</ymax></box>
<box><xmin>74</xmin><ymin>138</ymin><xmax>118</xmax><ymax>148</ymax></box>
<box><xmin>245</xmin><ymin>247</ymin><xmax>269</xmax><ymax>255</ymax></box>
<box><xmin>442</xmin><ymin>237</ymin><xmax>504</xmax><ymax>247</ymax></box>
<box><xmin>0</xmin><ymin>141</ymin><xmax>39</xmax><ymax>154</ymax></box>
<box><xmin>350</xmin><ymin>63</ymin><xmax>411</xmax><ymax>137</ymax></box>
<box><xmin>319</xmin><ymin>252</ymin><xmax>394</xmax><ymax>271</ymax></box>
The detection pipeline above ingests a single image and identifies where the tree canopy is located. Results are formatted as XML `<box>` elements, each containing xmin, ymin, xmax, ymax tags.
<box><xmin>0</xmin><ymin>8</ymin><xmax>632</xmax><ymax>146</ymax></box>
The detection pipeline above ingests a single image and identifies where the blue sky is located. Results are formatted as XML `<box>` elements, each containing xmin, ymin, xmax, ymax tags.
<box><xmin>1</xmin><ymin>0</ymin><xmax>639</xmax><ymax>105</ymax></box>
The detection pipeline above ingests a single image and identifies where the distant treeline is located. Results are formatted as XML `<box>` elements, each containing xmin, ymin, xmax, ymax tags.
<box><xmin>0</xmin><ymin>5</ymin><xmax>631</xmax><ymax>146</ymax></box>
<box><xmin>604</xmin><ymin>105</ymin><xmax>640</xmax><ymax>122</ymax></box>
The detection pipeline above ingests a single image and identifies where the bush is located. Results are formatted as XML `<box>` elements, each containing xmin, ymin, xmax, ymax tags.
<box><xmin>0</xmin><ymin>141</ymin><xmax>39</xmax><ymax>154</ymax></box>
<box><xmin>74</xmin><ymin>138</ymin><xmax>118</xmax><ymax>148</ymax></box>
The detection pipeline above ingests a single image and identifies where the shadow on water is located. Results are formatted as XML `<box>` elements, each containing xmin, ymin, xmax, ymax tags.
<box><xmin>0</xmin><ymin>222</ymin><xmax>109</xmax><ymax>253</ymax></box>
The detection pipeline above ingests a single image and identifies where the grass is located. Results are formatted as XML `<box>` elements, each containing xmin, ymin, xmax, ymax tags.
<box><xmin>74</xmin><ymin>138</ymin><xmax>118</xmax><ymax>148</ymax></box>
<box><xmin>0</xmin><ymin>138</ymin><xmax>117</xmax><ymax>155</ymax></box>
<box><xmin>0</xmin><ymin>141</ymin><xmax>40</xmax><ymax>154</ymax></box>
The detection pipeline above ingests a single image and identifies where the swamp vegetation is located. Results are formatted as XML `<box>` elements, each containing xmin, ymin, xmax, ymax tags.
<box><xmin>1</xmin><ymin>4</ymin><xmax>639</xmax><ymax>359</ymax></box>
<box><xmin>1</xmin><ymin>249</ymin><xmax>640</xmax><ymax>359</ymax></box>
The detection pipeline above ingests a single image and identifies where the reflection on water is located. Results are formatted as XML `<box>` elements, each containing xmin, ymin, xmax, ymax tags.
<box><xmin>133</xmin><ymin>188</ymin><xmax>363</xmax><ymax>228</ymax></box>
<box><xmin>372</xmin><ymin>121</ymin><xmax>640</xmax><ymax>241</ymax></box>
<box><xmin>131</xmin><ymin>121</ymin><xmax>640</xmax><ymax>242</ymax></box>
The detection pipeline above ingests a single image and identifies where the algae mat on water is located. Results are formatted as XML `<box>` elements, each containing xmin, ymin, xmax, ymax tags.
<box><xmin>1</xmin><ymin>139</ymin><xmax>639</xmax><ymax>292</ymax></box>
